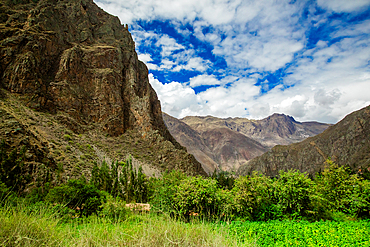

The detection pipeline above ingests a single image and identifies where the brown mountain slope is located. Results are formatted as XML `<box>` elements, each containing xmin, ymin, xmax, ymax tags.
<box><xmin>164</xmin><ymin>113</ymin><xmax>329</xmax><ymax>173</ymax></box>
<box><xmin>163</xmin><ymin>113</ymin><xmax>218</xmax><ymax>173</ymax></box>
<box><xmin>182</xmin><ymin>114</ymin><xmax>330</xmax><ymax>148</ymax></box>
<box><xmin>164</xmin><ymin>113</ymin><xmax>269</xmax><ymax>173</ymax></box>
<box><xmin>0</xmin><ymin>0</ymin><xmax>206</xmax><ymax>185</ymax></box>
<box><xmin>200</xmin><ymin>127</ymin><xmax>268</xmax><ymax>172</ymax></box>
<box><xmin>237</xmin><ymin>105</ymin><xmax>370</xmax><ymax>177</ymax></box>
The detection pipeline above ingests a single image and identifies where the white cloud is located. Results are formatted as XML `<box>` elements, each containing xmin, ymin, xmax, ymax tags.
<box><xmin>148</xmin><ymin>74</ymin><xmax>201</xmax><ymax>118</ymax></box>
<box><xmin>97</xmin><ymin>0</ymin><xmax>307</xmax><ymax>73</ymax></box>
<box><xmin>137</xmin><ymin>53</ymin><xmax>153</xmax><ymax>63</ymax></box>
<box><xmin>317</xmin><ymin>0</ymin><xmax>370</xmax><ymax>13</ymax></box>
<box><xmin>156</xmin><ymin>35</ymin><xmax>185</xmax><ymax>57</ymax></box>
<box><xmin>95</xmin><ymin>0</ymin><xmax>370</xmax><ymax>124</ymax></box>
<box><xmin>189</xmin><ymin>74</ymin><xmax>220</xmax><ymax>87</ymax></box>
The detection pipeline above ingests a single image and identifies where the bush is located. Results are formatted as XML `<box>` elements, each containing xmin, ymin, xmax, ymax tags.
<box><xmin>0</xmin><ymin>140</ymin><xmax>29</xmax><ymax>193</ymax></box>
<box><xmin>99</xmin><ymin>195</ymin><xmax>130</xmax><ymax>222</ymax></box>
<box><xmin>0</xmin><ymin>182</ymin><xmax>16</xmax><ymax>206</ymax></box>
<box><xmin>315</xmin><ymin>160</ymin><xmax>370</xmax><ymax>218</ymax></box>
<box><xmin>274</xmin><ymin>170</ymin><xmax>313</xmax><ymax>219</ymax></box>
<box><xmin>150</xmin><ymin>170</ymin><xmax>187</xmax><ymax>215</ymax></box>
<box><xmin>45</xmin><ymin>178</ymin><xmax>107</xmax><ymax>217</ymax></box>
<box><xmin>91</xmin><ymin>158</ymin><xmax>151</xmax><ymax>203</ymax></box>
<box><xmin>172</xmin><ymin>176</ymin><xmax>220</xmax><ymax>218</ymax></box>
<box><xmin>152</xmin><ymin>171</ymin><xmax>233</xmax><ymax>220</ymax></box>
<box><xmin>233</xmin><ymin>172</ymin><xmax>275</xmax><ymax>220</ymax></box>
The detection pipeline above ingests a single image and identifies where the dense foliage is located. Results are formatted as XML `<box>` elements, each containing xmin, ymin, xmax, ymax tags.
<box><xmin>0</xmin><ymin>141</ymin><xmax>369</xmax><ymax>221</ymax></box>
<box><xmin>151</xmin><ymin>161</ymin><xmax>370</xmax><ymax>221</ymax></box>
<box><xmin>1</xmin><ymin>145</ymin><xmax>370</xmax><ymax>246</ymax></box>
<box><xmin>90</xmin><ymin>157</ymin><xmax>150</xmax><ymax>203</ymax></box>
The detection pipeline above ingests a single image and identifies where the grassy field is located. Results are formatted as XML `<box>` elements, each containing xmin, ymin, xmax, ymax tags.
<box><xmin>0</xmin><ymin>202</ymin><xmax>249</xmax><ymax>247</ymax></box>
<box><xmin>1</xmin><ymin>202</ymin><xmax>370</xmax><ymax>247</ymax></box>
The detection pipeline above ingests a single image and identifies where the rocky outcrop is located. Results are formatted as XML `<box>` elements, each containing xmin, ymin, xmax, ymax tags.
<box><xmin>237</xmin><ymin>105</ymin><xmax>370</xmax><ymax>177</ymax></box>
<box><xmin>1</xmin><ymin>0</ymin><xmax>166</xmax><ymax>137</ymax></box>
<box><xmin>0</xmin><ymin>0</ymin><xmax>206</xmax><ymax>177</ymax></box>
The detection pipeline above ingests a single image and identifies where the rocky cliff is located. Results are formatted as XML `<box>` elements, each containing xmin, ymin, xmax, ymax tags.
<box><xmin>237</xmin><ymin>105</ymin><xmax>370</xmax><ymax>177</ymax></box>
<box><xmin>0</xmin><ymin>0</ymin><xmax>206</xmax><ymax>186</ymax></box>
<box><xmin>164</xmin><ymin>113</ymin><xmax>330</xmax><ymax>173</ymax></box>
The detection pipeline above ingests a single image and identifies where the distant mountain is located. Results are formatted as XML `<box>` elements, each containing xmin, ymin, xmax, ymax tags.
<box><xmin>182</xmin><ymin>114</ymin><xmax>330</xmax><ymax>148</ymax></box>
<box><xmin>163</xmin><ymin>113</ymin><xmax>330</xmax><ymax>173</ymax></box>
<box><xmin>237</xmin><ymin>105</ymin><xmax>370</xmax><ymax>177</ymax></box>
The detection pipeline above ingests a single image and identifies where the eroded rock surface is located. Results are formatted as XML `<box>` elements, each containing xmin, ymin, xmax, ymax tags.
<box><xmin>0</xmin><ymin>0</ymin><xmax>206</xmax><ymax>177</ymax></box>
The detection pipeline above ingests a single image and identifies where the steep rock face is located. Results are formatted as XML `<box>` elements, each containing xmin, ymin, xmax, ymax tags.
<box><xmin>237</xmin><ymin>105</ymin><xmax>370</xmax><ymax>177</ymax></box>
<box><xmin>0</xmin><ymin>0</ymin><xmax>206</xmax><ymax>177</ymax></box>
<box><xmin>0</xmin><ymin>0</ymin><xmax>167</xmax><ymax>137</ymax></box>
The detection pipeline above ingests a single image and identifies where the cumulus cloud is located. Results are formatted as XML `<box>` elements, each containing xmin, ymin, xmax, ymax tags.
<box><xmin>95</xmin><ymin>0</ymin><xmax>370</xmax><ymax>124</ymax></box>
<box><xmin>317</xmin><ymin>0</ymin><xmax>370</xmax><ymax>13</ymax></box>
<box><xmin>188</xmin><ymin>74</ymin><xmax>220</xmax><ymax>87</ymax></box>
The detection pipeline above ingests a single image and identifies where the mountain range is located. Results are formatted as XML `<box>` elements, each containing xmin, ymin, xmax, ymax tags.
<box><xmin>163</xmin><ymin>113</ymin><xmax>330</xmax><ymax>173</ymax></box>
<box><xmin>1</xmin><ymin>0</ymin><xmax>369</xmax><ymax>186</ymax></box>
<box><xmin>237</xmin><ymin>105</ymin><xmax>370</xmax><ymax>177</ymax></box>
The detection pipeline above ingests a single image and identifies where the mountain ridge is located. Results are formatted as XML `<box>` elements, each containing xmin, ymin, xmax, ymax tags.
<box><xmin>237</xmin><ymin>105</ymin><xmax>370</xmax><ymax>177</ymax></box>
<box><xmin>164</xmin><ymin>112</ymin><xmax>330</xmax><ymax>173</ymax></box>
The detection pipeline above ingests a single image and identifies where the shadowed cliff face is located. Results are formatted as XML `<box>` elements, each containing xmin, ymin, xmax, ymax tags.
<box><xmin>0</xmin><ymin>0</ymin><xmax>166</xmax><ymax>137</ymax></box>
<box><xmin>0</xmin><ymin>0</ymin><xmax>206</xmax><ymax>178</ymax></box>
<box><xmin>237</xmin><ymin>105</ymin><xmax>370</xmax><ymax>177</ymax></box>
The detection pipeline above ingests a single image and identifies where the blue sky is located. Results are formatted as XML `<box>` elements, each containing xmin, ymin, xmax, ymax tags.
<box><xmin>95</xmin><ymin>0</ymin><xmax>370</xmax><ymax>123</ymax></box>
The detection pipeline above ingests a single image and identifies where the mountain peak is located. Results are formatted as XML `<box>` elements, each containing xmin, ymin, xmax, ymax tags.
<box><xmin>238</xmin><ymin>105</ymin><xmax>370</xmax><ymax>177</ymax></box>
<box><xmin>165</xmin><ymin>112</ymin><xmax>330</xmax><ymax>173</ymax></box>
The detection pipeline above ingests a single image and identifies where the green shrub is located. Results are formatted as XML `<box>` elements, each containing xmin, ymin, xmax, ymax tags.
<box><xmin>150</xmin><ymin>170</ymin><xmax>187</xmax><ymax>215</ymax></box>
<box><xmin>63</xmin><ymin>134</ymin><xmax>72</xmax><ymax>141</ymax></box>
<box><xmin>91</xmin><ymin>157</ymin><xmax>151</xmax><ymax>203</ymax></box>
<box><xmin>0</xmin><ymin>140</ymin><xmax>29</xmax><ymax>193</ymax></box>
<box><xmin>172</xmin><ymin>176</ymin><xmax>219</xmax><ymax>218</ymax></box>
<box><xmin>233</xmin><ymin>172</ymin><xmax>274</xmax><ymax>220</ymax></box>
<box><xmin>211</xmin><ymin>170</ymin><xmax>235</xmax><ymax>190</ymax></box>
<box><xmin>99</xmin><ymin>195</ymin><xmax>130</xmax><ymax>222</ymax></box>
<box><xmin>274</xmin><ymin>170</ymin><xmax>313</xmax><ymax>219</ymax></box>
<box><xmin>315</xmin><ymin>160</ymin><xmax>370</xmax><ymax>218</ymax></box>
<box><xmin>0</xmin><ymin>182</ymin><xmax>16</xmax><ymax>205</ymax></box>
<box><xmin>45</xmin><ymin>178</ymin><xmax>106</xmax><ymax>217</ymax></box>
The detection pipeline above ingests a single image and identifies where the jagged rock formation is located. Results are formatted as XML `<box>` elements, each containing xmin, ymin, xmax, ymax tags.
<box><xmin>164</xmin><ymin>113</ymin><xmax>330</xmax><ymax>173</ymax></box>
<box><xmin>237</xmin><ymin>105</ymin><xmax>370</xmax><ymax>177</ymax></box>
<box><xmin>0</xmin><ymin>0</ymin><xmax>206</xmax><ymax>183</ymax></box>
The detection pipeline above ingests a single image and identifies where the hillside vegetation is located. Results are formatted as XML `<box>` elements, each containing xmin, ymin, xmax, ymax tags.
<box><xmin>2</xmin><ymin>135</ymin><xmax>370</xmax><ymax>221</ymax></box>
<box><xmin>1</xmin><ymin>152</ymin><xmax>370</xmax><ymax>246</ymax></box>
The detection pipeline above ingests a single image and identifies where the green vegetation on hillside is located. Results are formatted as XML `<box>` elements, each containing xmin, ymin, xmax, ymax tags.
<box><xmin>1</xmin><ymin>144</ymin><xmax>370</xmax><ymax>221</ymax></box>
<box><xmin>1</xmin><ymin>146</ymin><xmax>370</xmax><ymax>245</ymax></box>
